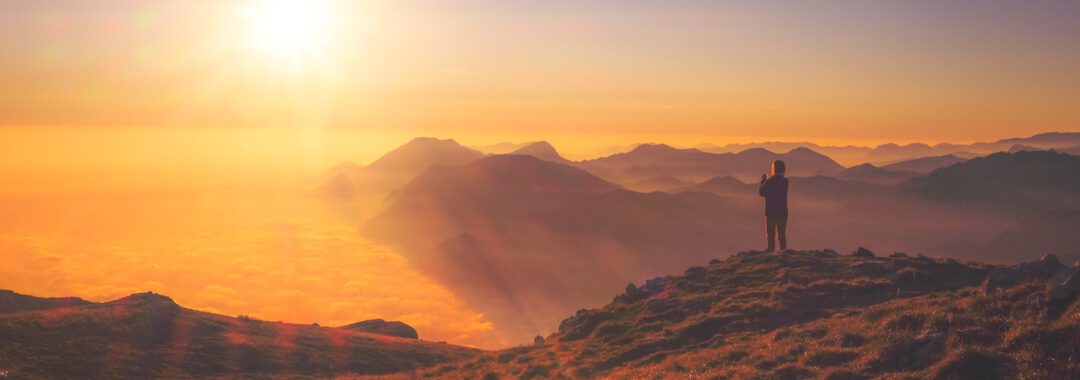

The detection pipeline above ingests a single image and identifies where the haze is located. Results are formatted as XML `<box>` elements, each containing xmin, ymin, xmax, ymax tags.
<box><xmin>3</xmin><ymin>0</ymin><xmax>1080</xmax><ymax>350</ymax></box>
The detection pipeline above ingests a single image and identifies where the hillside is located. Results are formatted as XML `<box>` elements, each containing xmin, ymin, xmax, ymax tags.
<box><xmin>390</xmin><ymin>249</ymin><xmax>1080</xmax><ymax>379</ymax></box>
<box><xmin>364</xmin><ymin>155</ymin><xmax>762</xmax><ymax>343</ymax></box>
<box><xmin>904</xmin><ymin>151</ymin><xmax>1080</xmax><ymax>211</ymax></box>
<box><xmin>839</xmin><ymin>164</ymin><xmax>918</xmax><ymax>185</ymax></box>
<box><xmin>881</xmin><ymin>154</ymin><xmax>967</xmax><ymax>174</ymax></box>
<box><xmin>0</xmin><ymin>291</ymin><xmax>477</xmax><ymax>379</ymax></box>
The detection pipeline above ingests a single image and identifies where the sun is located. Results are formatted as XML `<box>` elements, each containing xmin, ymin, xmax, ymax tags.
<box><xmin>240</xmin><ymin>0</ymin><xmax>336</xmax><ymax>63</ymax></box>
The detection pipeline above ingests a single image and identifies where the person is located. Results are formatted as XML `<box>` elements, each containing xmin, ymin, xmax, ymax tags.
<box><xmin>758</xmin><ymin>160</ymin><xmax>789</xmax><ymax>252</ymax></box>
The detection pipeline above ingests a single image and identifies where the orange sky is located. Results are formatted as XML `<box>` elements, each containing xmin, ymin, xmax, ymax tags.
<box><xmin>2</xmin><ymin>0</ymin><xmax>1079</xmax><ymax>145</ymax></box>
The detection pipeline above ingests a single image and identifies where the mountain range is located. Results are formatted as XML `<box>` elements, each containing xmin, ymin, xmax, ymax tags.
<box><xmin>693</xmin><ymin>132</ymin><xmax>1080</xmax><ymax>166</ymax></box>
<box><xmin>360</xmin><ymin>149</ymin><xmax>1080</xmax><ymax>344</ymax></box>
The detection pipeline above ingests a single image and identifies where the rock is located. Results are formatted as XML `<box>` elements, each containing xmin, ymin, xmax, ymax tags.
<box><xmin>913</xmin><ymin>330</ymin><xmax>946</xmax><ymax>365</ymax></box>
<box><xmin>534</xmin><ymin>335</ymin><xmax>545</xmax><ymax>345</ymax></box>
<box><xmin>685</xmin><ymin>266</ymin><xmax>707</xmax><ymax>277</ymax></box>
<box><xmin>1050</xmin><ymin>268</ymin><xmax>1080</xmax><ymax>302</ymax></box>
<box><xmin>816</xmin><ymin>249</ymin><xmax>838</xmax><ymax>258</ymax></box>
<box><xmin>341</xmin><ymin>319</ymin><xmax>419</xmax><ymax>339</ymax></box>
<box><xmin>984</xmin><ymin>254</ymin><xmax>1069</xmax><ymax>293</ymax></box>
<box><xmin>851</xmin><ymin>247</ymin><xmax>876</xmax><ymax>258</ymax></box>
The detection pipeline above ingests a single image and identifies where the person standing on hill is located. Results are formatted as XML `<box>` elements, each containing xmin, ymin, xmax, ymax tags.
<box><xmin>759</xmin><ymin>160</ymin><xmax>789</xmax><ymax>252</ymax></box>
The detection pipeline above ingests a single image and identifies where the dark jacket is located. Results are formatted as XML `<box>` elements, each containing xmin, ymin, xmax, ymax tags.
<box><xmin>758</xmin><ymin>175</ymin><xmax>789</xmax><ymax>217</ymax></box>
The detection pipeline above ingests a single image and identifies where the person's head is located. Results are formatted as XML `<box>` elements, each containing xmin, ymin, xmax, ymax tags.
<box><xmin>771</xmin><ymin>160</ymin><xmax>786</xmax><ymax>176</ymax></box>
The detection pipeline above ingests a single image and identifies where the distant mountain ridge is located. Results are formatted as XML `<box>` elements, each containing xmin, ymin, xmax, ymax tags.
<box><xmin>881</xmin><ymin>154</ymin><xmax>968</xmax><ymax>174</ymax></box>
<box><xmin>578</xmin><ymin>144</ymin><xmax>845</xmax><ymax>183</ymax></box>
<box><xmin>695</xmin><ymin>131</ymin><xmax>1080</xmax><ymax>165</ymax></box>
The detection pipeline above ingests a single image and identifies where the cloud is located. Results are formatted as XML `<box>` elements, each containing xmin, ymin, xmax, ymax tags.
<box><xmin>0</xmin><ymin>196</ymin><xmax>508</xmax><ymax>348</ymax></box>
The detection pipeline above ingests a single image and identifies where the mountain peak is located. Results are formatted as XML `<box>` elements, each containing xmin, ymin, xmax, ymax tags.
<box><xmin>628</xmin><ymin>143</ymin><xmax>681</xmax><ymax>154</ymax></box>
<box><xmin>341</xmin><ymin>319</ymin><xmax>420</xmax><ymax>339</ymax></box>
<box><xmin>109</xmin><ymin>292</ymin><xmax>176</xmax><ymax>306</ymax></box>
<box><xmin>366</xmin><ymin>137</ymin><xmax>485</xmax><ymax>173</ymax></box>
<box><xmin>511</xmin><ymin>141</ymin><xmax>570</xmax><ymax>163</ymax></box>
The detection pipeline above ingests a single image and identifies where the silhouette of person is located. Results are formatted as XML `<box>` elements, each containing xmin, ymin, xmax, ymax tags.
<box><xmin>759</xmin><ymin>160</ymin><xmax>789</xmax><ymax>252</ymax></box>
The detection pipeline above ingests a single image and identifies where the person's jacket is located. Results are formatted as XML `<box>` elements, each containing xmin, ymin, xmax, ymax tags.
<box><xmin>758</xmin><ymin>175</ymin><xmax>789</xmax><ymax>217</ymax></box>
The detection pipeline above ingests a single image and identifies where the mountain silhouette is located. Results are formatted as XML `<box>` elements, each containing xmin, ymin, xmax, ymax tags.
<box><xmin>693</xmin><ymin>131</ymin><xmax>1080</xmax><ymax>166</ymax></box>
<box><xmin>674</xmin><ymin>175</ymin><xmax>751</xmax><ymax>195</ymax></box>
<box><xmin>840</xmin><ymin>163</ymin><xmax>918</xmax><ymax>185</ymax></box>
<box><xmin>626</xmin><ymin>174</ymin><xmax>695</xmax><ymax>192</ymax></box>
<box><xmin>0</xmin><ymin>290</ymin><xmax>476</xmax><ymax>378</ymax></box>
<box><xmin>366</xmin><ymin>137</ymin><xmax>485</xmax><ymax>174</ymax></box>
<box><xmin>364</xmin><ymin>155</ymin><xmax>763</xmax><ymax>342</ymax></box>
<box><xmin>904</xmin><ymin>151</ymin><xmax>1080</xmax><ymax>211</ymax></box>
<box><xmin>881</xmin><ymin>154</ymin><xmax>968</xmax><ymax>174</ymax></box>
<box><xmin>341</xmin><ymin>319</ymin><xmax>419</xmax><ymax>339</ymax></box>
<box><xmin>578</xmin><ymin>144</ymin><xmax>844</xmax><ymax>183</ymax></box>
<box><xmin>0</xmin><ymin>289</ymin><xmax>91</xmax><ymax>313</ymax></box>
<box><xmin>509</xmin><ymin>141</ymin><xmax>571</xmax><ymax>164</ymax></box>
<box><xmin>470</xmin><ymin>141</ymin><xmax>531</xmax><ymax>154</ymax></box>
<box><xmin>317</xmin><ymin>137</ymin><xmax>485</xmax><ymax>200</ymax></box>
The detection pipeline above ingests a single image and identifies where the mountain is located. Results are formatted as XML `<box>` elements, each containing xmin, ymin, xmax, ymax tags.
<box><xmin>626</xmin><ymin>174</ymin><xmax>695</xmax><ymax>192</ymax></box>
<box><xmin>1009</xmin><ymin>144</ymin><xmax>1042</xmax><ymax>153</ymax></box>
<box><xmin>881</xmin><ymin>154</ymin><xmax>968</xmax><ymax>174</ymax></box>
<box><xmin>509</xmin><ymin>141</ymin><xmax>571</xmax><ymax>164</ymax></box>
<box><xmin>995</xmin><ymin>132</ymin><xmax>1080</xmax><ymax>149</ymax></box>
<box><xmin>470</xmin><ymin>142</ymin><xmax>531</xmax><ymax>154</ymax></box>
<box><xmin>904</xmin><ymin>151</ymin><xmax>1080</xmax><ymax>212</ymax></box>
<box><xmin>364</xmin><ymin>156</ymin><xmax>761</xmax><ymax>343</ymax></box>
<box><xmin>362</xmin><ymin>147</ymin><xmax>1080</xmax><ymax>346</ymax></box>
<box><xmin>0</xmin><ymin>291</ymin><xmax>476</xmax><ymax>379</ymax></box>
<box><xmin>0</xmin><ymin>289</ymin><xmax>90</xmax><ymax>313</ymax></box>
<box><xmin>317</xmin><ymin>137</ymin><xmax>485</xmax><ymax>202</ymax></box>
<box><xmin>695</xmin><ymin>142</ymin><xmax>873</xmax><ymax>167</ymax></box>
<box><xmin>578</xmin><ymin>145</ymin><xmax>844</xmax><ymax>184</ymax></box>
<box><xmin>692</xmin><ymin>132</ymin><xmax>1080</xmax><ymax>166</ymax></box>
<box><xmin>1061</xmin><ymin>145</ymin><xmax>1080</xmax><ymax>156</ymax></box>
<box><xmin>366</xmin><ymin>137</ymin><xmax>486</xmax><ymax>175</ymax></box>
<box><xmin>341</xmin><ymin>319</ymin><xmax>419</xmax><ymax>339</ymax></box>
<box><xmin>674</xmin><ymin>176</ymin><xmax>752</xmax><ymax>196</ymax></box>
<box><xmin>417</xmin><ymin>249</ymin><xmax>1080</xmax><ymax>379</ymax></box>
<box><xmin>840</xmin><ymin>163</ymin><xmax>919</xmax><ymax>185</ymax></box>
<box><xmin>865</xmin><ymin>143</ymin><xmax>937</xmax><ymax>164</ymax></box>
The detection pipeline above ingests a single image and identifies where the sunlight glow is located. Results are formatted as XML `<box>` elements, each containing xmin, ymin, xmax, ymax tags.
<box><xmin>241</xmin><ymin>0</ymin><xmax>336</xmax><ymax>66</ymax></box>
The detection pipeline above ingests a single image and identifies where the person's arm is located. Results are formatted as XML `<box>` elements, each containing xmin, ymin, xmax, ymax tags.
<box><xmin>758</xmin><ymin>176</ymin><xmax>770</xmax><ymax>196</ymax></box>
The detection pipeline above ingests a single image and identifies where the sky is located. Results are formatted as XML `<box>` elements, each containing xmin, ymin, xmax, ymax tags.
<box><xmin>1</xmin><ymin>0</ymin><xmax>1078</xmax><ymax>146</ymax></box>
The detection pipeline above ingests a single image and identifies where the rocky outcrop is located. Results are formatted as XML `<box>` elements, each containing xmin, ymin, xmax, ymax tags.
<box><xmin>341</xmin><ymin>319</ymin><xmax>420</xmax><ymax>339</ymax></box>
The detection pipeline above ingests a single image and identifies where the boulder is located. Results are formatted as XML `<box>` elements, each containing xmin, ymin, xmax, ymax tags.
<box><xmin>1050</xmin><ymin>268</ymin><xmax>1080</xmax><ymax>302</ymax></box>
<box><xmin>851</xmin><ymin>247</ymin><xmax>876</xmax><ymax>258</ymax></box>
<box><xmin>341</xmin><ymin>319</ymin><xmax>419</xmax><ymax>339</ymax></box>
<box><xmin>984</xmin><ymin>254</ymin><xmax>1067</xmax><ymax>293</ymax></box>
